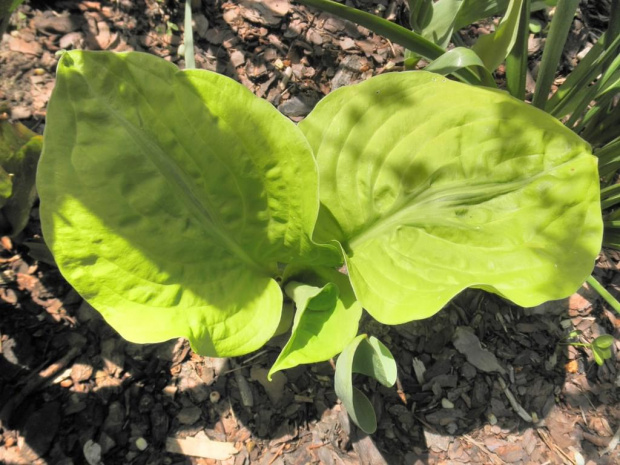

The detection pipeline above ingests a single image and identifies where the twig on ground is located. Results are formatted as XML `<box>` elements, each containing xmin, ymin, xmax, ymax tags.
<box><xmin>601</xmin><ymin>424</ymin><xmax>620</xmax><ymax>456</ymax></box>
<box><xmin>461</xmin><ymin>434</ymin><xmax>504</xmax><ymax>465</ymax></box>
<box><xmin>0</xmin><ymin>346</ymin><xmax>81</xmax><ymax>430</ymax></box>
<box><xmin>498</xmin><ymin>377</ymin><xmax>533</xmax><ymax>422</ymax></box>
<box><xmin>268</xmin><ymin>443</ymin><xmax>287</xmax><ymax>465</ymax></box>
<box><xmin>536</xmin><ymin>428</ymin><xmax>576</xmax><ymax>465</ymax></box>
<box><xmin>232</xmin><ymin>359</ymin><xmax>254</xmax><ymax>408</ymax></box>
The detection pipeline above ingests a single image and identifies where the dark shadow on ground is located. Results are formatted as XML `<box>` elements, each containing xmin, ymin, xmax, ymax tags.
<box><xmin>2</xmin><ymin>238</ymin><xmax>617</xmax><ymax>465</ymax></box>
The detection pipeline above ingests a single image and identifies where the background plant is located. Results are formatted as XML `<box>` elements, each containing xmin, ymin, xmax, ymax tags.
<box><xmin>0</xmin><ymin>119</ymin><xmax>42</xmax><ymax>237</ymax></box>
<box><xmin>0</xmin><ymin>0</ymin><xmax>25</xmax><ymax>37</ymax></box>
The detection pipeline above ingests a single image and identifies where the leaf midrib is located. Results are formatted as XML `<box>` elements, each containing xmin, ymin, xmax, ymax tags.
<box><xmin>346</xmin><ymin>173</ymin><xmax>557</xmax><ymax>250</ymax></box>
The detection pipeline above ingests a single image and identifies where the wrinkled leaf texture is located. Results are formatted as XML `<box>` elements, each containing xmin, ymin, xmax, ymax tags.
<box><xmin>300</xmin><ymin>71</ymin><xmax>602</xmax><ymax>325</ymax></box>
<box><xmin>38</xmin><ymin>51</ymin><xmax>340</xmax><ymax>357</ymax></box>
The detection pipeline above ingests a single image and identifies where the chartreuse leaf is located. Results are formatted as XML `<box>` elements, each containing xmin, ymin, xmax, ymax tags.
<box><xmin>269</xmin><ymin>267</ymin><xmax>362</xmax><ymax>378</ymax></box>
<box><xmin>38</xmin><ymin>50</ymin><xmax>340</xmax><ymax>357</ymax></box>
<box><xmin>0</xmin><ymin>120</ymin><xmax>42</xmax><ymax>235</ymax></box>
<box><xmin>593</xmin><ymin>335</ymin><xmax>614</xmax><ymax>349</ymax></box>
<box><xmin>335</xmin><ymin>335</ymin><xmax>396</xmax><ymax>434</ymax></box>
<box><xmin>301</xmin><ymin>72</ymin><xmax>602</xmax><ymax>325</ymax></box>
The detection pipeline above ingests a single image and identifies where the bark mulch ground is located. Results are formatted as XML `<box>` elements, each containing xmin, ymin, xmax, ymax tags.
<box><xmin>1</xmin><ymin>1</ymin><xmax>619</xmax><ymax>464</ymax></box>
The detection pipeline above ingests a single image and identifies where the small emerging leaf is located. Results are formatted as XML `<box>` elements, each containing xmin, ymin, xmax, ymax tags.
<box><xmin>335</xmin><ymin>335</ymin><xmax>397</xmax><ymax>434</ymax></box>
<box><xmin>592</xmin><ymin>334</ymin><xmax>614</xmax><ymax>350</ymax></box>
<box><xmin>592</xmin><ymin>344</ymin><xmax>611</xmax><ymax>366</ymax></box>
<box><xmin>269</xmin><ymin>268</ymin><xmax>362</xmax><ymax>378</ymax></box>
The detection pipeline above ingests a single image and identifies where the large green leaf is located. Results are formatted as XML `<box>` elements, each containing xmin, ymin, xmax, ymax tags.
<box><xmin>38</xmin><ymin>50</ymin><xmax>339</xmax><ymax>356</ymax></box>
<box><xmin>269</xmin><ymin>267</ymin><xmax>362</xmax><ymax>378</ymax></box>
<box><xmin>300</xmin><ymin>71</ymin><xmax>602</xmax><ymax>325</ymax></box>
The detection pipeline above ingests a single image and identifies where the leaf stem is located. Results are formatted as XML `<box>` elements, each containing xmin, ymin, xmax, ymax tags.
<box><xmin>586</xmin><ymin>275</ymin><xmax>620</xmax><ymax>315</ymax></box>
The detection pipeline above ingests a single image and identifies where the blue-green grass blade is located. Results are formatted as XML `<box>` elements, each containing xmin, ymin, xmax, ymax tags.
<box><xmin>505</xmin><ymin>0</ymin><xmax>531</xmax><ymax>99</ymax></box>
<box><xmin>549</xmin><ymin>33</ymin><xmax>620</xmax><ymax>118</ymax></box>
<box><xmin>532</xmin><ymin>0</ymin><xmax>579</xmax><ymax>109</ymax></box>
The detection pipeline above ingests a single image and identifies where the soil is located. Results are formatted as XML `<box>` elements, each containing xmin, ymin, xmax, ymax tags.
<box><xmin>1</xmin><ymin>1</ymin><xmax>619</xmax><ymax>464</ymax></box>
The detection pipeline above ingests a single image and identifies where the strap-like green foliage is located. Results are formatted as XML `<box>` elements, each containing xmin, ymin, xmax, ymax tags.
<box><xmin>334</xmin><ymin>335</ymin><xmax>397</xmax><ymax>433</ymax></box>
<box><xmin>300</xmin><ymin>72</ymin><xmax>602</xmax><ymax>324</ymax></box>
<box><xmin>471</xmin><ymin>0</ymin><xmax>525</xmax><ymax>72</ymax></box>
<box><xmin>39</xmin><ymin>51</ymin><xmax>602</xmax><ymax>368</ymax></box>
<box><xmin>0</xmin><ymin>0</ymin><xmax>25</xmax><ymax>16</ymax></box>
<box><xmin>0</xmin><ymin>120</ymin><xmax>42</xmax><ymax>236</ymax></box>
<box><xmin>425</xmin><ymin>47</ymin><xmax>497</xmax><ymax>87</ymax></box>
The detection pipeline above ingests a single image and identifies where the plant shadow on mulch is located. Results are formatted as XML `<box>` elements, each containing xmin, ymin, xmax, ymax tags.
<box><xmin>1</xmin><ymin>211</ymin><xmax>617</xmax><ymax>464</ymax></box>
<box><xmin>2</xmin><ymin>0</ymin><xmax>619</xmax><ymax>463</ymax></box>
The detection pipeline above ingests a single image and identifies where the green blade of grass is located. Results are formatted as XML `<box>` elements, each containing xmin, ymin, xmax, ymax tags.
<box><xmin>580</xmin><ymin>99</ymin><xmax>620</xmax><ymax>147</ymax></box>
<box><xmin>472</xmin><ymin>0</ymin><xmax>525</xmax><ymax>72</ymax></box>
<box><xmin>570</xmin><ymin>74</ymin><xmax>620</xmax><ymax>134</ymax></box>
<box><xmin>596</xmin><ymin>136</ymin><xmax>620</xmax><ymax>167</ymax></box>
<box><xmin>605</xmin><ymin>0</ymin><xmax>620</xmax><ymax>60</ymax></box>
<box><xmin>531</xmin><ymin>0</ymin><xmax>579</xmax><ymax>109</ymax></box>
<box><xmin>505</xmin><ymin>0</ymin><xmax>531</xmax><ymax>99</ymax></box>
<box><xmin>586</xmin><ymin>275</ymin><xmax>620</xmax><ymax>315</ymax></box>
<box><xmin>548</xmin><ymin>32</ymin><xmax>620</xmax><ymax>118</ymax></box>
<box><xmin>184</xmin><ymin>0</ymin><xmax>195</xmax><ymax>69</ymax></box>
<box><xmin>603</xmin><ymin>231</ymin><xmax>620</xmax><ymax>250</ymax></box>
<box><xmin>600</xmin><ymin>183</ymin><xmax>620</xmax><ymax>209</ymax></box>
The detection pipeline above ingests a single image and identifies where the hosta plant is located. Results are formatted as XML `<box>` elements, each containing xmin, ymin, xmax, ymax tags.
<box><xmin>39</xmin><ymin>50</ymin><xmax>601</xmax><ymax>432</ymax></box>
